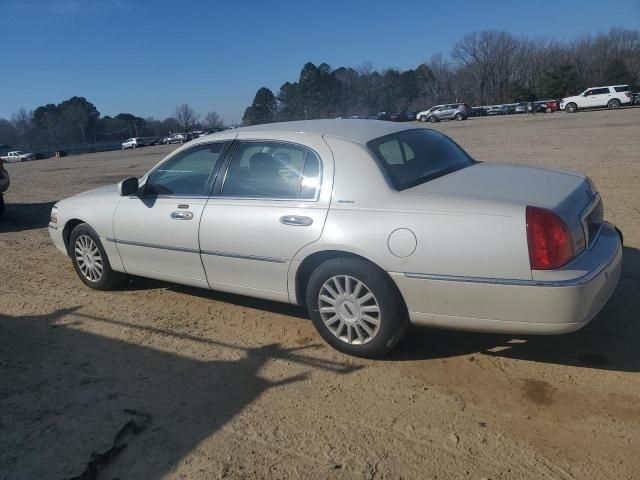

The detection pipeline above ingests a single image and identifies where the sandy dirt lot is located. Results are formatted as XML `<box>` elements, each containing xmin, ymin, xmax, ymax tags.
<box><xmin>1</xmin><ymin>108</ymin><xmax>639</xmax><ymax>480</ymax></box>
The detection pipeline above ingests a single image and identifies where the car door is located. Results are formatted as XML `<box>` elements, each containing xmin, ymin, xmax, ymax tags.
<box><xmin>199</xmin><ymin>133</ymin><xmax>333</xmax><ymax>302</ymax></box>
<box><xmin>112</xmin><ymin>141</ymin><xmax>230</xmax><ymax>288</ymax></box>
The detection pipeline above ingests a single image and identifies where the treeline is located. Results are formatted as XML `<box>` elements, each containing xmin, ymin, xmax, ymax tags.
<box><xmin>0</xmin><ymin>98</ymin><xmax>224</xmax><ymax>149</ymax></box>
<box><xmin>243</xmin><ymin>28</ymin><xmax>640</xmax><ymax>125</ymax></box>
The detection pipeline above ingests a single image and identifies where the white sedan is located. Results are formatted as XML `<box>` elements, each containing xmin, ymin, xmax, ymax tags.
<box><xmin>48</xmin><ymin>120</ymin><xmax>622</xmax><ymax>357</ymax></box>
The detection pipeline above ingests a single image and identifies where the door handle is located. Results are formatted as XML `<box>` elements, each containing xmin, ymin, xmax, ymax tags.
<box><xmin>280</xmin><ymin>215</ymin><xmax>313</xmax><ymax>226</ymax></box>
<box><xmin>170</xmin><ymin>211</ymin><xmax>194</xmax><ymax>220</ymax></box>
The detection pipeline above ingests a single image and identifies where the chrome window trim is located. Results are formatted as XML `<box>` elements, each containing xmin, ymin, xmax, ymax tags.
<box><xmin>404</xmin><ymin>238</ymin><xmax>618</xmax><ymax>288</ymax></box>
<box><xmin>217</xmin><ymin>139</ymin><xmax>323</xmax><ymax>202</ymax></box>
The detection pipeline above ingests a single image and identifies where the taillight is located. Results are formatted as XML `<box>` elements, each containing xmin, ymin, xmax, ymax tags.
<box><xmin>526</xmin><ymin>207</ymin><xmax>574</xmax><ymax>270</ymax></box>
<box><xmin>625</xmin><ymin>92</ymin><xmax>631</xmax><ymax>98</ymax></box>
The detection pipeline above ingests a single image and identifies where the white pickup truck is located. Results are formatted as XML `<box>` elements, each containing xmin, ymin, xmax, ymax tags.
<box><xmin>0</xmin><ymin>150</ymin><xmax>34</xmax><ymax>162</ymax></box>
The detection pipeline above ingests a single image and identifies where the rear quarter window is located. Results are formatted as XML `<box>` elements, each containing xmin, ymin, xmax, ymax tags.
<box><xmin>368</xmin><ymin>129</ymin><xmax>474</xmax><ymax>191</ymax></box>
<box><xmin>614</xmin><ymin>85</ymin><xmax>630</xmax><ymax>92</ymax></box>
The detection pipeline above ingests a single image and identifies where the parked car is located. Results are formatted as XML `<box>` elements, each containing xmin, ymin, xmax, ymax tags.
<box><xmin>424</xmin><ymin>103</ymin><xmax>473</xmax><ymax>123</ymax></box>
<box><xmin>166</xmin><ymin>133</ymin><xmax>191</xmax><ymax>144</ymax></box>
<box><xmin>0</xmin><ymin>150</ymin><xmax>34</xmax><ymax>162</ymax></box>
<box><xmin>390</xmin><ymin>110</ymin><xmax>416</xmax><ymax>122</ymax></box>
<box><xmin>368</xmin><ymin>112</ymin><xmax>391</xmax><ymax>121</ymax></box>
<box><xmin>485</xmin><ymin>106</ymin><xmax>505</xmax><ymax>116</ymax></box>
<box><xmin>631</xmin><ymin>93</ymin><xmax>640</xmax><ymax>105</ymax></box>
<box><xmin>560</xmin><ymin>85</ymin><xmax>633</xmax><ymax>112</ymax></box>
<box><xmin>416</xmin><ymin>105</ymin><xmax>444</xmax><ymax>122</ymax></box>
<box><xmin>122</xmin><ymin>138</ymin><xmax>143</xmax><ymax>150</ymax></box>
<box><xmin>406</xmin><ymin>111</ymin><xmax>417</xmax><ymax>121</ymax></box>
<box><xmin>515</xmin><ymin>103</ymin><xmax>528</xmax><ymax>114</ymax></box>
<box><xmin>471</xmin><ymin>107</ymin><xmax>488</xmax><ymax>117</ymax></box>
<box><xmin>0</xmin><ymin>157</ymin><xmax>9</xmax><ymax>217</ymax></box>
<box><xmin>47</xmin><ymin>119</ymin><xmax>623</xmax><ymax>357</ymax></box>
<box><xmin>544</xmin><ymin>100</ymin><xmax>559</xmax><ymax>113</ymax></box>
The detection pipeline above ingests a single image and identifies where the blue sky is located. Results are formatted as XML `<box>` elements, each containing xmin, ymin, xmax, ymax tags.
<box><xmin>1</xmin><ymin>0</ymin><xmax>638</xmax><ymax>123</ymax></box>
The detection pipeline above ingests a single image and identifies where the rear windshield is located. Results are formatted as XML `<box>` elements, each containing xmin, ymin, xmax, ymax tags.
<box><xmin>367</xmin><ymin>129</ymin><xmax>474</xmax><ymax>190</ymax></box>
<box><xmin>613</xmin><ymin>85</ymin><xmax>630</xmax><ymax>92</ymax></box>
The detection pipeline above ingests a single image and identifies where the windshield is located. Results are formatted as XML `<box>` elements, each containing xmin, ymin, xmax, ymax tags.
<box><xmin>367</xmin><ymin>129</ymin><xmax>474</xmax><ymax>191</ymax></box>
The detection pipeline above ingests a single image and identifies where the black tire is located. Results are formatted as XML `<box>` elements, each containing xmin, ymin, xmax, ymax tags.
<box><xmin>455</xmin><ymin>113</ymin><xmax>464</xmax><ymax>121</ymax></box>
<box><xmin>306</xmin><ymin>257</ymin><xmax>409</xmax><ymax>358</ymax></box>
<box><xmin>418</xmin><ymin>115</ymin><xmax>427</xmax><ymax>122</ymax></box>
<box><xmin>566</xmin><ymin>102</ymin><xmax>577</xmax><ymax>113</ymax></box>
<box><xmin>428</xmin><ymin>115</ymin><xmax>437</xmax><ymax>123</ymax></box>
<box><xmin>69</xmin><ymin>223</ymin><xmax>127</xmax><ymax>290</ymax></box>
<box><xmin>608</xmin><ymin>99</ymin><xmax>620</xmax><ymax>110</ymax></box>
<box><xmin>546</xmin><ymin>107</ymin><xmax>552</xmax><ymax>113</ymax></box>
<box><xmin>0</xmin><ymin>195</ymin><xmax>4</xmax><ymax>218</ymax></box>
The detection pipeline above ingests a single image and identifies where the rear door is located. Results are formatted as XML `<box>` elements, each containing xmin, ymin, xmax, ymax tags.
<box><xmin>199</xmin><ymin>133</ymin><xmax>333</xmax><ymax>302</ymax></box>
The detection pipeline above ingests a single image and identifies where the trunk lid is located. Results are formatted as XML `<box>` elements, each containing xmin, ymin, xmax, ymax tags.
<box><xmin>404</xmin><ymin>162</ymin><xmax>599</xmax><ymax>253</ymax></box>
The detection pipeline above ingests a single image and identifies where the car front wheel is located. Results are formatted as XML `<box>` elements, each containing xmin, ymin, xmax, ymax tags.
<box><xmin>69</xmin><ymin>223</ymin><xmax>127</xmax><ymax>290</ymax></box>
<box><xmin>428</xmin><ymin>116</ymin><xmax>437</xmax><ymax>123</ymax></box>
<box><xmin>306</xmin><ymin>257</ymin><xmax>408</xmax><ymax>358</ymax></box>
<box><xmin>418</xmin><ymin>115</ymin><xmax>427</xmax><ymax>122</ymax></box>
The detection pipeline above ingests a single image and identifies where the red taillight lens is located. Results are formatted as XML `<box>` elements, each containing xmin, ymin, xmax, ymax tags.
<box><xmin>625</xmin><ymin>91</ymin><xmax>631</xmax><ymax>98</ymax></box>
<box><xmin>526</xmin><ymin>207</ymin><xmax>574</xmax><ymax>270</ymax></box>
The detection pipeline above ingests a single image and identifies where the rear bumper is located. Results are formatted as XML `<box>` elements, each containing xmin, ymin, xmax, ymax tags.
<box><xmin>391</xmin><ymin>223</ymin><xmax>622</xmax><ymax>334</ymax></box>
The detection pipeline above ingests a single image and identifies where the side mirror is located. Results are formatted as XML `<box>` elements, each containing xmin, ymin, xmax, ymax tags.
<box><xmin>118</xmin><ymin>177</ymin><xmax>139</xmax><ymax>196</ymax></box>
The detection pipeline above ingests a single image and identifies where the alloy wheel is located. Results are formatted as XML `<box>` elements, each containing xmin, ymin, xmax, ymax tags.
<box><xmin>318</xmin><ymin>275</ymin><xmax>381</xmax><ymax>345</ymax></box>
<box><xmin>74</xmin><ymin>234</ymin><xmax>104</xmax><ymax>282</ymax></box>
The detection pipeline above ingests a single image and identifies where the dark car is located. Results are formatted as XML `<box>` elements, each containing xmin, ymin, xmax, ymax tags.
<box><xmin>368</xmin><ymin>112</ymin><xmax>391</xmax><ymax>121</ymax></box>
<box><xmin>471</xmin><ymin>107</ymin><xmax>488</xmax><ymax>117</ymax></box>
<box><xmin>390</xmin><ymin>111</ymin><xmax>409</xmax><ymax>122</ymax></box>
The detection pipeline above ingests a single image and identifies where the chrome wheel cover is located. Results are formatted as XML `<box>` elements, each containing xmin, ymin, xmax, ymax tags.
<box><xmin>318</xmin><ymin>275</ymin><xmax>381</xmax><ymax>345</ymax></box>
<box><xmin>74</xmin><ymin>235</ymin><xmax>103</xmax><ymax>282</ymax></box>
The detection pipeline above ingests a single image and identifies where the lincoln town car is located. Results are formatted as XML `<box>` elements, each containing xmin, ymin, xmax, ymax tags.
<box><xmin>49</xmin><ymin>120</ymin><xmax>622</xmax><ymax>357</ymax></box>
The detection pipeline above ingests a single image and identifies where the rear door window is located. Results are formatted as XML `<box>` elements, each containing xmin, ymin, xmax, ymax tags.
<box><xmin>221</xmin><ymin>141</ymin><xmax>321</xmax><ymax>199</ymax></box>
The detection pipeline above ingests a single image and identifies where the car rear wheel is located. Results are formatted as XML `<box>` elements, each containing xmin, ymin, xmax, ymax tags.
<box><xmin>306</xmin><ymin>257</ymin><xmax>408</xmax><ymax>358</ymax></box>
<box><xmin>69</xmin><ymin>223</ymin><xmax>127</xmax><ymax>290</ymax></box>
<box><xmin>608</xmin><ymin>99</ymin><xmax>621</xmax><ymax>109</ymax></box>
<box><xmin>566</xmin><ymin>102</ymin><xmax>577</xmax><ymax>113</ymax></box>
<box><xmin>455</xmin><ymin>113</ymin><xmax>464</xmax><ymax>121</ymax></box>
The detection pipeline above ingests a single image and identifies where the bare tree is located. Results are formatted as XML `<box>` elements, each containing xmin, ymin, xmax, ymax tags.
<box><xmin>175</xmin><ymin>103</ymin><xmax>199</xmax><ymax>133</ymax></box>
<box><xmin>203</xmin><ymin>111</ymin><xmax>224</xmax><ymax>130</ymax></box>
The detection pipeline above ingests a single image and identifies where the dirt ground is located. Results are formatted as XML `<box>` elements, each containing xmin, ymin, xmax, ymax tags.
<box><xmin>1</xmin><ymin>108</ymin><xmax>639</xmax><ymax>480</ymax></box>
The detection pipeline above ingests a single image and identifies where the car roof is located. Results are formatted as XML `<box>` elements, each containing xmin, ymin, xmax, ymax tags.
<box><xmin>192</xmin><ymin>119</ymin><xmax>417</xmax><ymax>145</ymax></box>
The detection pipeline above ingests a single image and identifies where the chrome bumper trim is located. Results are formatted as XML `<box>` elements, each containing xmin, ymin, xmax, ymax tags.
<box><xmin>404</xmin><ymin>241</ymin><xmax>619</xmax><ymax>288</ymax></box>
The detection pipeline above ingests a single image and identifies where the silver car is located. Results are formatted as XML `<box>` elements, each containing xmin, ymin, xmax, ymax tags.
<box><xmin>49</xmin><ymin>120</ymin><xmax>622</xmax><ymax>357</ymax></box>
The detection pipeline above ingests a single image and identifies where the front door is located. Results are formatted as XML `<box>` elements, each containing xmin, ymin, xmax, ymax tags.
<box><xmin>112</xmin><ymin>141</ymin><xmax>229</xmax><ymax>288</ymax></box>
<box><xmin>199</xmin><ymin>135</ymin><xmax>333</xmax><ymax>302</ymax></box>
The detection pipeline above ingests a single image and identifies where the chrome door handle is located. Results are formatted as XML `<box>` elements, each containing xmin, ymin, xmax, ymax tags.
<box><xmin>280</xmin><ymin>215</ymin><xmax>313</xmax><ymax>226</ymax></box>
<box><xmin>170</xmin><ymin>211</ymin><xmax>194</xmax><ymax>220</ymax></box>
